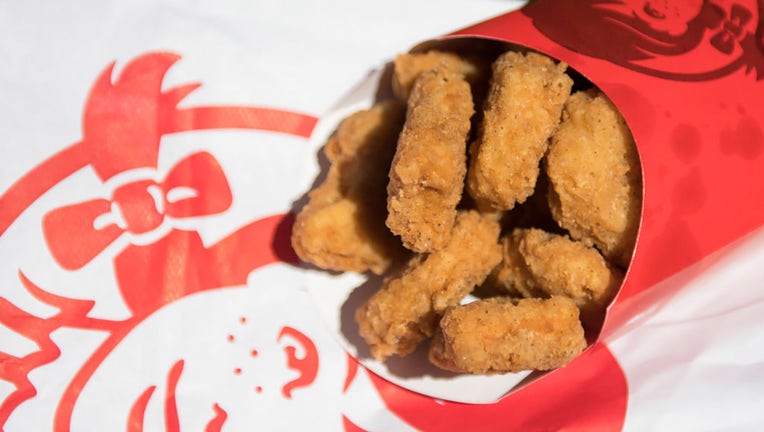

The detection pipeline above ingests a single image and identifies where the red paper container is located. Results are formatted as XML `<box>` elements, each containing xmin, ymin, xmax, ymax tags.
<box><xmin>307</xmin><ymin>0</ymin><xmax>764</xmax><ymax>406</ymax></box>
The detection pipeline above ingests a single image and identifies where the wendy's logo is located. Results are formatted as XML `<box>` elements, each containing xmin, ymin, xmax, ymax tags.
<box><xmin>524</xmin><ymin>0</ymin><xmax>764</xmax><ymax>81</ymax></box>
<box><xmin>0</xmin><ymin>52</ymin><xmax>331</xmax><ymax>430</ymax></box>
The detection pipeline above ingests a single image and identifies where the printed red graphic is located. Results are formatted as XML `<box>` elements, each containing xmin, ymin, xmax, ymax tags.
<box><xmin>126</xmin><ymin>360</ymin><xmax>230</xmax><ymax>432</ymax></box>
<box><xmin>0</xmin><ymin>271</ymin><xmax>120</xmax><ymax>426</ymax></box>
<box><xmin>278</xmin><ymin>326</ymin><xmax>320</xmax><ymax>399</ymax></box>
<box><xmin>369</xmin><ymin>342</ymin><xmax>628</xmax><ymax>431</ymax></box>
<box><xmin>127</xmin><ymin>385</ymin><xmax>156</xmax><ymax>432</ymax></box>
<box><xmin>524</xmin><ymin>0</ymin><xmax>764</xmax><ymax>80</ymax></box>
<box><xmin>0</xmin><ymin>58</ymin><xmax>316</xmax><ymax>239</ymax></box>
<box><xmin>0</xmin><ymin>52</ymin><xmax>314</xmax><ymax>431</ymax></box>
<box><xmin>121</xmin><ymin>327</ymin><xmax>320</xmax><ymax>432</ymax></box>
<box><xmin>205</xmin><ymin>404</ymin><xmax>228</xmax><ymax>432</ymax></box>
<box><xmin>44</xmin><ymin>151</ymin><xmax>233</xmax><ymax>270</ymax></box>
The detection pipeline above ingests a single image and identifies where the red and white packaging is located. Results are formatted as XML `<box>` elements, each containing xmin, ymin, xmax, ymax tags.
<box><xmin>1</xmin><ymin>0</ymin><xmax>763</xmax><ymax>431</ymax></box>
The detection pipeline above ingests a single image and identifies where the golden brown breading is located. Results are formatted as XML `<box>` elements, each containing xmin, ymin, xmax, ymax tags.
<box><xmin>291</xmin><ymin>101</ymin><xmax>408</xmax><ymax>274</ymax></box>
<box><xmin>356</xmin><ymin>210</ymin><xmax>502</xmax><ymax>360</ymax></box>
<box><xmin>517</xmin><ymin>228</ymin><xmax>622</xmax><ymax>319</ymax></box>
<box><xmin>466</xmin><ymin>51</ymin><xmax>572</xmax><ymax>211</ymax></box>
<box><xmin>294</xmin><ymin>46</ymin><xmax>640</xmax><ymax>377</ymax></box>
<box><xmin>545</xmin><ymin>89</ymin><xmax>642</xmax><ymax>267</ymax></box>
<box><xmin>386</xmin><ymin>66</ymin><xmax>474</xmax><ymax>253</ymax></box>
<box><xmin>482</xmin><ymin>232</ymin><xmax>543</xmax><ymax>299</ymax></box>
<box><xmin>484</xmin><ymin>228</ymin><xmax>622</xmax><ymax>321</ymax></box>
<box><xmin>428</xmin><ymin>296</ymin><xmax>586</xmax><ymax>374</ymax></box>
<box><xmin>391</xmin><ymin>51</ymin><xmax>488</xmax><ymax>101</ymax></box>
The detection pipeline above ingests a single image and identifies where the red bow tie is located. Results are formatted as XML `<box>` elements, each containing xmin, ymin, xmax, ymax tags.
<box><xmin>710</xmin><ymin>4</ymin><xmax>752</xmax><ymax>55</ymax></box>
<box><xmin>43</xmin><ymin>151</ymin><xmax>232</xmax><ymax>270</ymax></box>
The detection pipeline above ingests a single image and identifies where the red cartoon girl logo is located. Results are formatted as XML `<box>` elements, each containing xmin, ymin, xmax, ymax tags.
<box><xmin>524</xmin><ymin>0</ymin><xmax>764</xmax><ymax>80</ymax></box>
<box><xmin>0</xmin><ymin>51</ymin><xmax>383</xmax><ymax>430</ymax></box>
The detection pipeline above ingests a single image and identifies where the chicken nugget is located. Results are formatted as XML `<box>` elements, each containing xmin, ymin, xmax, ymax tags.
<box><xmin>466</xmin><ymin>51</ymin><xmax>573</xmax><ymax>211</ymax></box>
<box><xmin>545</xmin><ymin>89</ymin><xmax>642</xmax><ymax>267</ymax></box>
<box><xmin>386</xmin><ymin>66</ymin><xmax>474</xmax><ymax>253</ymax></box>
<box><xmin>356</xmin><ymin>210</ymin><xmax>501</xmax><ymax>360</ymax></box>
<box><xmin>429</xmin><ymin>296</ymin><xmax>586</xmax><ymax>374</ymax></box>
<box><xmin>291</xmin><ymin>101</ymin><xmax>408</xmax><ymax>274</ymax></box>
<box><xmin>518</xmin><ymin>228</ymin><xmax>622</xmax><ymax>321</ymax></box>
<box><xmin>392</xmin><ymin>51</ymin><xmax>488</xmax><ymax>101</ymax></box>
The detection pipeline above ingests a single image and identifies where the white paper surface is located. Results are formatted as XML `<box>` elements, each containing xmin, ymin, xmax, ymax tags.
<box><xmin>608</xmin><ymin>225</ymin><xmax>764</xmax><ymax>432</ymax></box>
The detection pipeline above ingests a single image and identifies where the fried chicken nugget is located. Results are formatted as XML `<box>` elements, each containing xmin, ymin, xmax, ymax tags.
<box><xmin>545</xmin><ymin>90</ymin><xmax>642</xmax><ymax>267</ymax></box>
<box><xmin>466</xmin><ymin>51</ymin><xmax>573</xmax><ymax>211</ymax></box>
<box><xmin>291</xmin><ymin>101</ymin><xmax>408</xmax><ymax>275</ymax></box>
<box><xmin>356</xmin><ymin>210</ymin><xmax>501</xmax><ymax>360</ymax></box>
<box><xmin>391</xmin><ymin>51</ymin><xmax>488</xmax><ymax>101</ymax></box>
<box><xmin>518</xmin><ymin>228</ymin><xmax>622</xmax><ymax>320</ymax></box>
<box><xmin>386</xmin><ymin>66</ymin><xmax>474</xmax><ymax>253</ymax></box>
<box><xmin>429</xmin><ymin>296</ymin><xmax>586</xmax><ymax>374</ymax></box>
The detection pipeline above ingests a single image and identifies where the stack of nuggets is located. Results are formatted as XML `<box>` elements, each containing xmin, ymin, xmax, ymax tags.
<box><xmin>292</xmin><ymin>45</ymin><xmax>642</xmax><ymax>375</ymax></box>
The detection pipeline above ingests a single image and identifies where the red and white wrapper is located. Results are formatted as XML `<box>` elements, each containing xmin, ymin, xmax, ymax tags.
<box><xmin>2</xmin><ymin>0</ymin><xmax>764</xmax><ymax>430</ymax></box>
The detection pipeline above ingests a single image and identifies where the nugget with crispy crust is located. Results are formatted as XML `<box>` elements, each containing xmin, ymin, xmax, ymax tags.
<box><xmin>386</xmin><ymin>66</ymin><xmax>474</xmax><ymax>253</ymax></box>
<box><xmin>546</xmin><ymin>89</ymin><xmax>642</xmax><ymax>267</ymax></box>
<box><xmin>356</xmin><ymin>210</ymin><xmax>501</xmax><ymax>360</ymax></box>
<box><xmin>466</xmin><ymin>51</ymin><xmax>572</xmax><ymax>211</ymax></box>
<box><xmin>515</xmin><ymin>228</ymin><xmax>623</xmax><ymax>321</ymax></box>
<box><xmin>291</xmin><ymin>101</ymin><xmax>408</xmax><ymax>275</ymax></box>
<box><xmin>429</xmin><ymin>296</ymin><xmax>586</xmax><ymax>374</ymax></box>
<box><xmin>392</xmin><ymin>51</ymin><xmax>488</xmax><ymax>101</ymax></box>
